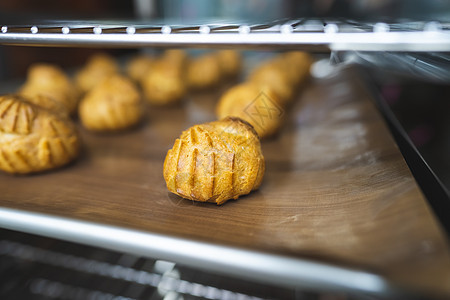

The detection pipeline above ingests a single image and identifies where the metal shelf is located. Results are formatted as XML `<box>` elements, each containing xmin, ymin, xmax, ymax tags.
<box><xmin>0</xmin><ymin>18</ymin><xmax>450</xmax><ymax>51</ymax></box>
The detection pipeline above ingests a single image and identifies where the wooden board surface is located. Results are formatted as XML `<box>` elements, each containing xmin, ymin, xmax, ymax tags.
<box><xmin>0</xmin><ymin>66</ymin><xmax>449</xmax><ymax>297</ymax></box>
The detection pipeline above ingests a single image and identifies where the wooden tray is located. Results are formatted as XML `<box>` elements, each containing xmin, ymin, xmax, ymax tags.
<box><xmin>0</xmin><ymin>66</ymin><xmax>449</xmax><ymax>298</ymax></box>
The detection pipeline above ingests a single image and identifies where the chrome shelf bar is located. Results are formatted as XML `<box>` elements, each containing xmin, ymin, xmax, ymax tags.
<box><xmin>0</xmin><ymin>19</ymin><xmax>449</xmax><ymax>51</ymax></box>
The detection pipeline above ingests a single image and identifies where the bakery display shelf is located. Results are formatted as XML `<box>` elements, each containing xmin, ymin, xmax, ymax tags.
<box><xmin>0</xmin><ymin>66</ymin><xmax>449</xmax><ymax>299</ymax></box>
<box><xmin>0</xmin><ymin>18</ymin><xmax>450</xmax><ymax>51</ymax></box>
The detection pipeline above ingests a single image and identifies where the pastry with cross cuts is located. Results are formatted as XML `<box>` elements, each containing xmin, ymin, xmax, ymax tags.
<box><xmin>0</xmin><ymin>94</ymin><xmax>80</xmax><ymax>174</ymax></box>
<box><xmin>163</xmin><ymin>117</ymin><xmax>265</xmax><ymax>205</ymax></box>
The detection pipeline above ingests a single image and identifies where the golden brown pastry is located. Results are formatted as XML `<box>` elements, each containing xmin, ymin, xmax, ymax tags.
<box><xmin>161</xmin><ymin>49</ymin><xmax>189</xmax><ymax>67</ymax></box>
<box><xmin>19</xmin><ymin>63</ymin><xmax>79</xmax><ymax>115</ymax></box>
<box><xmin>0</xmin><ymin>94</ymin><xmax>80</xmax><ymax>174</ymax></box>
<box><xmin>216</xmin><ymin>82</ymin><xmax>283</xmax><ymax>138</ymax></box>
<box><xmin>249</xmin><ymin>60</ymin><xmax>294</xmax><ymax>106</ymax></box>
<box><xmin>75</xmin><ymin>53</ymin><xmax>119</xmax><ymax>94</ymax></box>
<box><xmin>186</xmin><ymin>53</ymin><xmax>222</xmax><ymax>90</ymax></box>
<box><xmin>216</xmin><ymin>50</ymin><xmax>242</xmax><ymax>79</ymax></box>
<box><xmin>164</xmin><ymin>117</ymin><xmax>265</xmax><ymax>205</ymax></box>
<box><xmin>78</xmin><ymin>75</ymin><xmax>143</xmax><ymax>131</ymax></box>
<box><xmin>280</xmin><ymin>51</ymin><xmax>312</xmax><ymax>86</ymax></box>
<box><xmin>22</xmin><ymin>94</ymin><xmax>70</xmax><ymax>118</ymax></box>
<box><xmin>125</xmin><ymin>54</ymin><xmax>154</xmax><ymax>83</ymax></box>
<box><xmin>140</xmin><ymin>58</ymin><xmax>186</xmax><ymax>106</ymax></box>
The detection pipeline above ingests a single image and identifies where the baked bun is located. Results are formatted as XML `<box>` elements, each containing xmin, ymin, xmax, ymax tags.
<box><xmin>186</xmin><ymin>53</ymin><xmax>222</xmax><ymax>90</ymax></box>
<box><xmin>249</xmin><ymin>61</ymin><xmax>294</xmax><ymax>106</ymax></box>
<box><xmin>281</xmin><ymin>51</ymin><xmax>313</xmax><ymax>85</ymax></box>
<box><xmin>164</xmin><ymin>117</ymin><xmax>265</xmax><ymax>205</ymax></box>
<box><xmin>79</xmin><ymin>75</ymin><xmax>143</xmax><ymax>131</ymax></box>
<box><xmin>216</xmin><ymin>50</ymin><xmax>242</xmax><ymax>79</ymax></box>
<box><xmin>22</xmin><ymin>94</ymin><xmax>70</xmax><ymax>118</ymax></box>
<box><xmin>75</xmin><ymin>53</ymin><xmax>119</xmax><ymax>94</ymax></box>
<box><xmin>216</xmin><ymin>82</ymin><xmax>283</xmax><ymax>138</ymax></box>
<box><xmin>19</xmin><ymin>63</ymin><xmax>79</xmax><ymax>115</ymax></box>
<box><xmin>141</xmin><ymin>58</ymin><xmax>186</xmax><ymax>106</ymax></box>
<box><xmin>0</xmin><ymin>94</ymin><xmax>80</xmax><ymax>174</ymax></box>
<box><xmin>126</xmin><ymin>54</ymin><xmax>154</xmax><ymax>83</ymax></box>
<box><xmin>161</xmin><ymin>49</ymin><xmax>189</xmax><ymax>67</ymax></box>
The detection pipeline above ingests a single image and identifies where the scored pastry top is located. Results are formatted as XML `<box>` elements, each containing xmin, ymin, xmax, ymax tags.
<box><xmin>164</xmin><ymin>117</ymin><xmax>265</xmax><ymax>205</ymax></box>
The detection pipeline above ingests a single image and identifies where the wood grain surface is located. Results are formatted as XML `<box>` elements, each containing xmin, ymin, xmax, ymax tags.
<box><xmin>0</xmin><ymin>66</ymin><xmax>449</xmax><ymax>297</ymax></box>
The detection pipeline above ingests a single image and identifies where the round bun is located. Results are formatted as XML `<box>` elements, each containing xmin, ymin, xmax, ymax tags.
<box><xmin>79</xmin><ymin>75</ymin><xmax>143</xmax><ymax>131</ymax></box>
<box><xmin>249</xmin><ymin>61</ymin><xmax>294</xmax><ymax>106</ymax></box>
<box><xmin>186</xmin><ymin>53</ymin><xmax>222</xmax><ymax>90</ymax></box>
<box><xmin>0</xmin><ymin>94</ymin><xmax>80</xmax><ymax>174</ymax></box>
<box><xmin>216</xmin><ymin>82</ymin><xmax>283</xmax><ymax>138</ymax></box>
<box><xmin>126</xmin><ymin>54</ymin><xmax>154</xmax><ymax>83</ymax></box>
<box><xmin>164</xmin><ymin>117</ymin><xmax>265</xmax><ymax>205</ymax></box>
<box><xmin>217</xmin><ymin>50</ymin><xmax>242</xmax><ymax>78</ymax></box>
<box><xmin>20</xmin><ymin>63</ymin><xmax>79</xmax><ymax>115</ymax></box>
<box><xmin>75</xmin><ymin>53</ymin><xmax>119</xmax><ymax>94</ymax></box>
<box><xmin>141</xmin><ymin>59</ymin><xmax>186</xmax><ymax>106</ymax></box>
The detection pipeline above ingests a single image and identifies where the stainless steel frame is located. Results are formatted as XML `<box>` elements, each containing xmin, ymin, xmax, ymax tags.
<box><xmin>0</xmin><ymin>19</ymin><xmax>449</xmax><ymax>51</ymax></box>
<box><xmin>0</xmin><ymin>207</ymin><xmax>405</xmax><ymax>298</ymax></box>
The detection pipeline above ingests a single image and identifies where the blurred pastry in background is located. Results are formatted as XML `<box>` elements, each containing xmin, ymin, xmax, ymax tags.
<box><xmin>22</xmin><ymin>94</ymin><xmax>70</xmax><ymax>118</ymax></box>
<box><xmin>19</xmin><ymin>63</ymin><xmax>79</xmax><ymax>115</ymax></box>
<box><xmin>125</xmin><ymin>54</ymin><xmax>154</xmax><ymax>83</ymax></box>
<box><xmin>140</xmin><ymin>57</ymin><xmax>186</xmax><ymax>106</ymax></box>
<box><xmin>249</xmin><ymin>60</ymin><xmax>294</xmax><ymax>106</ymax></box>
<box><xmin>280</xmin><ymin>51</ymin><xmax>313</xmax><ymax>87</ymax></box>
<box><xmin>161</xmin><ymin>49</ymin><xmax>189</xmax><ymax>67</ymax></box>
<box><xmin>0</xmin><ymin>94</ymin><xmax>80</xmax><ymax>174</ymax></box>
<box><xmin>163</xmin><ymin>117</ymin><xmax>265</xmax><ymax>205</ymax></box>
<box><xmin>216</xmin><ymin>50</ymin><xmax>242</xmax><ymax>79</ymax></box>
<box><xmin>216</xmin><ymin>82</ymin><xmax>283</xmax><ymax>138</ymax></box>
<box><xmin>186</xmin><ymin>53</ymin><xmax>222</xmax><ymax>90</ymax></box>
<box><xmin>79</xmin><ymin>75</ymin><xmax>143</xmax><ymax>131</ymax></box>
<box><xmin>75</xmin><ymin>53</ymin><xmax>119</xmax><ymax>94</ymax></box>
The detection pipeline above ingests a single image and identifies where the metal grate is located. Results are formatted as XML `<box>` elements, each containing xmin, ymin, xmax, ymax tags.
<box><xmin>0</xmin><ymin>229</ymin><xmax>304</xmax><ymax>300</ymax></box>
<box><xmin>0</xmin><ymin>18</ymin><xmax>449</xmax><ymax>51</ymax></box>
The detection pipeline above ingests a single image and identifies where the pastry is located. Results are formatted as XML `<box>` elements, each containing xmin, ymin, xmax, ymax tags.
<box><xmin>249</xmin><ymin>60</ymin><xmax>294</xmax><ymax>106</ymax></box>
<box><xmin>280</xmin><ymin>51</ymin><xmax>312</xmax><ymax>86</ymax></box>
<box><xmin>216</xmin><ymin>82</ymin><xmax>283</xmax><ymax>138</ymax></box>
<box><xmin>19</xmin><ymin>63</ymin><xmax>79</xmax><ymax>115</ymax></box>
<box><xmin>163</xmin><ymin>117</ymin><xmax>265</xmax><ymax>205</ymax></box>
<box><xmin>161</xmin><ymin>49</ymin><xmax>189</xmax><ymax>67</ymax></box>
<box><xmin>126</xmin><ymin>54</ymin><xmax>154</xmax><ymax>83</ymax></box>
<box><xmin>186</xmin><ymin>53</ymin><xmax>222</xmax><ymax>90</ymax></box>
<box><xmin>0</xmin><ymin>94</ymin><xmax>80</xmax><ymax>174</ymax></box>
<box><xmin>140</xmin><ymin>58</ymin><xmax>186</xmax><ymax>106</ymax></box>
<box><xmin>216</xmin><ymin>50</ymin><xmax>242</xmax><ymax>79</ymax></box>
<box><xmin>22</xmin><ymin>94</ymin><xmax>70</xmax><ymax>118</ymax></box>
<box><xmin>79</xmin><ymin>75</ymin><xmax>143</xmax><ymax>131</ymax></box>
<box><xmin>75</xmin><ymin>53</ymin><xmax>119</xmax><ymax>94</ymax></box>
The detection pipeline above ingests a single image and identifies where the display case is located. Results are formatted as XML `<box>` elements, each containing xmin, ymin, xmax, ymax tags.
<box><xmin>0</xmin><ymin>2</ymin><xmax>449</xmax><ymax>299</ymax></box>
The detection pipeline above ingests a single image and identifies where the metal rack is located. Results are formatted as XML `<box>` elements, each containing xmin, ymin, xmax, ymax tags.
<box><xmin>1</xmin><ymin>15</ymin><xmax>450</xmax><ymax>300</ymax></box>
<box><xmin>0</xmin><ymin>18</ymin><xmax>450</xmax><ymax>51</ymax></box>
